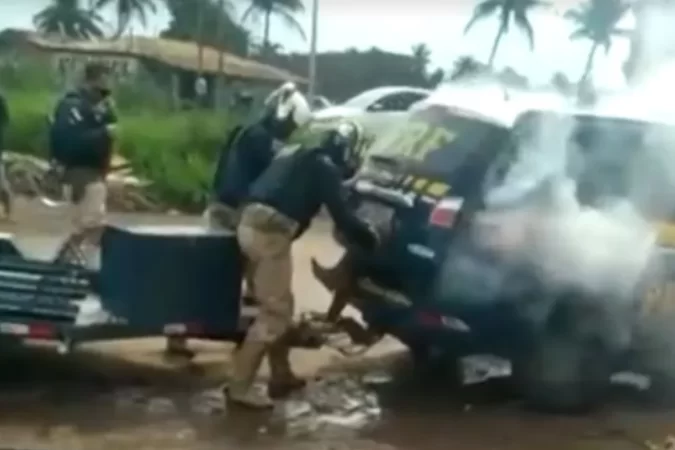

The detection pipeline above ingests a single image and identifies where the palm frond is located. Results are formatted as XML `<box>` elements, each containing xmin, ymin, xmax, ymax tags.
<box><xmin>241</xmin><ymin>4</ymin><xmax>260</xmax><ymax>24</ymax></box>
<box><xmin>514</xmin><ymin>9</ymin><xmax>535</xmax><ymax>49</ymax></box>
<box><xmin>273</xmin><ymin>7</ymin><xmax>306</xmax><ymax>40</ymax></box>
<box><xmin>569</xmin><ymin>27</ymin><xmax>589</xmax><ymax>40</ymax></box>
<box><xmin>563</xmin><ymin>8</ymin><xmax>584</xmax><ymax>22</ymax></box>
<box><xmin>464</xmin><ymin>0</ymin><xmax>502</xmax><ymax>33</ymax></box>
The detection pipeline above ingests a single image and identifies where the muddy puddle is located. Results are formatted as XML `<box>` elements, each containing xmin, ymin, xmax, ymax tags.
<box><xmin>1</xmin><ymin>344</ymin><xmax>675</xmax><ymax>450</ymax></box>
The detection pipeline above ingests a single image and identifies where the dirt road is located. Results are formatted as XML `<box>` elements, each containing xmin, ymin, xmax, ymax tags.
<box><xmin>0</xmin><ymin>198</ymin><xmax>674</xmax><ymax>450</ymax></box>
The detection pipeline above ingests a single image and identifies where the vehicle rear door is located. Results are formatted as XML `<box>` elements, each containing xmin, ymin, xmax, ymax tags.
<box><xmin>349</xmin><ymin>105</ymin><xmax>509</xmax><ymax>296</ymax></box>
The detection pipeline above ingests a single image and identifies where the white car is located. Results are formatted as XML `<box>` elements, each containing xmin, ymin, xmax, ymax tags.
<box><xmin>310</xmin><ymin>95</ymin><xmax>333</xmax><ymax>111</ymax></box>
<box><xmin>312</xmin><ymin>86</ymin><xmax>432</xmax><ymax>121</ymax></box>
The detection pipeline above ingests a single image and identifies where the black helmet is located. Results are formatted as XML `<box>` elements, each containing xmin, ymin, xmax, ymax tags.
<box><xmin>321</xmin><ymin>120</ymin><xmax>364</xmax><ymax>176</ymax></box>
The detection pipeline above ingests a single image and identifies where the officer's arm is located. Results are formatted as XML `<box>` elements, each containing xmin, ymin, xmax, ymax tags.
<box><xmin>315</xmin><ymin>155</ymin><xmax>375</xmax><ymax>248</ymax></box>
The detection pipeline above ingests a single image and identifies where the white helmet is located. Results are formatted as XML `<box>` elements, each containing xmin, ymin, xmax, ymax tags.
<box><xmin>264</xmin><ymin>81</ymin><xmax>312</xmax><ymax>129</ymax></box>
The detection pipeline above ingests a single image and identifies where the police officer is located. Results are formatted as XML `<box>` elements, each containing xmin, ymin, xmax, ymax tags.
<box><xmin>227</xmin><ymin>121</ymin><xmax>379</xmax><ymax>408</ymax></box>
<box><xmin>205</xmin><ymin>81</ymin><xmax>311</xmax><ymax>232</ymax></box>
<box><xmin>49</xmin><ymin>62</ymin><xmax>117</xmax><ymax>258</ymax></box>
<box><xmin>166</xmin><ymin>83</ymin><xmax>314</xmax><ymax>361</ymax></box>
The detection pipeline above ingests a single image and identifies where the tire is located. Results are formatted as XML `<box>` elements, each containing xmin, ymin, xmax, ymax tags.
<box><xmin>406</xmin><ymin>341</ymin><xmax>462</xmax><ymax>386</ymax></box>
<box><xmin>515</xmin><ymin>332</ymin><xmax>612</xmax><ymax>413</ymax></box>
<box><xmin>630</xmin><ymin>311</ymin><xmax>675</xmax><ymax>405</ymax></box>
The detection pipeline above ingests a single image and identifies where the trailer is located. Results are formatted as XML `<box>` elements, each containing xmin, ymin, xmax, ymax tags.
<box><xmin>0</xmin><ymin>223</ymin><xmax>344</xmax><ymax>355</ymax></box>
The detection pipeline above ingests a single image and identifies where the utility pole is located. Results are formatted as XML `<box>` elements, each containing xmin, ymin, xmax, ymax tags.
<box><xmin>307</xmin><ymin>0</ymin><xmax>319</xmax><ymax>104</ymax></box>
<box><xmin>216</xmin><ymin>0</ymin><xmax>226</xmax><ymax>110</ymax></box>
<box><xmin>195</xmin><ymin>0</ymin><xmax>206</xmax><ymax>107</ymax></box>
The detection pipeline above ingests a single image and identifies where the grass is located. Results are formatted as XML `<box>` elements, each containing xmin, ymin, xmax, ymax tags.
<box><xmin>3</xmin><ymin>88</ymin><xmax>239</xmax><ymax>211</ymax></box>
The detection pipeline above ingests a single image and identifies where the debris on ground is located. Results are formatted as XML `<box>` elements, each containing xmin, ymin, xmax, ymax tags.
<box><xmin>273</xmin><ymin>374</ymin><xmax>382</xmax><ymax>438</ymax></box>
<box><xmin>3</xmin><ymin>152</ymin><xmax>164</xmax><ymax>212</ymax></box>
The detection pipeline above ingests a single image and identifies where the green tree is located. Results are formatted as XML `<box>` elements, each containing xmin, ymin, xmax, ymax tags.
<box><xmin>564</xmin><ymin>0</ymin><xmax>630</xmax><ymax>85</ymax></box>
<box><xmin>464</xmin><ymin>0</ymin><xmax>546</xmax><ymax>66</ymax></box>
<box><xmin>449</xmin><ymin>55</ymin><xmax>487</xmax><ymax>81</ymax></box>
<box><xmin>551</xmin><ymin>71</ymin><xmax>572</xmax><ymax>93</ymax></box>
<box><xmin>93</xmin><ymin>0</ymin><xmax>157</xmax><ymax>37</ymax></box>
<box><xmin>241</xmin><ymin>0</ymin><xmax>305</xmax><ymax>52</ymax></box>
<box><xmin>411</xmin><ymin>43</ymin><xmax>431</xmax><ymax>75</ymax></box>
<box><xmin>161</xmin><ymin>0</ymin><xmax>249</xmax><ymax>56</ymax></box>
<box><xmin>33</xmin><ymin>0</ymin><xmax>105</xmax><ymax>39</ymax></box>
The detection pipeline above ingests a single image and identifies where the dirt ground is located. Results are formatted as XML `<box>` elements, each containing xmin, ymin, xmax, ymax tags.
<box><xmin>0</xmin><ymin>198</ymin><xmax>675</xmax><ymax>450</ymax></box>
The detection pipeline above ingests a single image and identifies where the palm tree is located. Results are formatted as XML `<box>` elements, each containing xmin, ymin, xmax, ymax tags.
<box><xmin>33</xmin><ymin>0</ymin><xmax>105</xmax><ymax>39</ymax></box>
<box><xmin>93</xmin><ymin>0</ymin><xmax>157</xmax><ymax>37</ymax></box>
<box><xmin>564</xmin><ymin>0</ymin><xmax>630</xmax><ymax>85</ymax></box>
<box><xmin>241</xmin><ymin>0</ymin><xmax>306</xmax><ymax>52</ymax></box>
<box><xmin>464</xmin><ymin>0</ymin><xmax>546</xmax><ymax>67</ymax></box>
<box><xmin>411</xmin><ymin>43</ymin><xmax>431</xmax><ymax>75</ymax></box>
<box><xmin>450</xmin><ymin>55</ymin><xmax>486</xmax><ymax>81</ymax></box>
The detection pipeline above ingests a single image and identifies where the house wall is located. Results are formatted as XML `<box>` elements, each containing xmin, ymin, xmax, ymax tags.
<box><xmin>0</xmin><ymin>34</ymin><xmax>287</xmax><ymax>111</ymax></box>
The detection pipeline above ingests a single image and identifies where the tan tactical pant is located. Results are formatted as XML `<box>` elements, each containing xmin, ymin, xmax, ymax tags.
<box><xmin>204</xmin><ymin>201</ymin><xmax>255</xmax><ymax>299</ymax></box>
<box><xmin>63</xmin><ymin>167</ymin><xmax>107</xmax><ymax>244</ymax></box>
<box><xmin>237</xmin><ymin>203</ymin><xmax>298</xmax><ymax>344</ymax></box>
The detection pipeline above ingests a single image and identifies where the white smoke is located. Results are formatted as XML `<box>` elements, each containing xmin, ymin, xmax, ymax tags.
<box><xmin>431</xmin><ymin>73</ymin><xmax>675</xmax><ymax>333</ymax></box>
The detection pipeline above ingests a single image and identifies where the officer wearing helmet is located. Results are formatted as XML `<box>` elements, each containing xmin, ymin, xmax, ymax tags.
<box><xmin>163</xmin><ymin>83</ymin><xmax>313</xmax><ymax>360</ymax></box>
<box><xmin>206</xmin><ymin>81</ymin><xmax>311</xmax><ymax>231</ymax></box>
<box><xmin>227</xmin><ymin>120</ymin><xmax>379</xmax><ymax>408</ymax></box>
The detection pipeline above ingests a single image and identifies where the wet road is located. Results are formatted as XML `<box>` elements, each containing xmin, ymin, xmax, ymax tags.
<box><xmin>0</xmin><ymin>199</ymin><xmax>674</xmax><ymax>449</ymax></box>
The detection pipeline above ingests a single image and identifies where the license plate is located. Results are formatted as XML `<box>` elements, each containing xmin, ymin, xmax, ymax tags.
<box><xmin>357</xmin><ymin>201</ymin><xmax>394</xmax><ymax>233</ymax></box>
<box><xmin>642</xmin><ymin>282</ymin><xmax>675</xmax><ymax>316</ymax></box>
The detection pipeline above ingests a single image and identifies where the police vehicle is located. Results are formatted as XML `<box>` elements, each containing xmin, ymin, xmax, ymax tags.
<box><xmin>314</xmin><ymin>86</ymin><xmax>675</xmax><ymax>412</ymax></box>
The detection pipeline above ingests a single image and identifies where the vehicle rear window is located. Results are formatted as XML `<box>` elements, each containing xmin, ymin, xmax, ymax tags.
<box><xmin>508</xmin><ymin>111</ymin><xmax>675</xmax><ymax>221</ymax></box>
<box><xmin>364</xmin><ymin>105</ymin><xmax>506</xmax><ymax>177</ymax></box>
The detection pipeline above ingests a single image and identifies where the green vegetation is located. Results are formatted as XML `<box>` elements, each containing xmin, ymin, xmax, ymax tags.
<box><xmin>241</xmin><ymin>0</ymin><xmax>306</xmax><ymax>52</ymax></box>
<box><xmin>464</xmin><ymin>0</ymin><xmax>546</xmax><ymax>67</ymax></box>
<box><xmin>565</xmin><ymin>0</ymin><xmax>631</xmax><ymax>86</ymax></box>
<box><xmin>33</xmin><ymin>0</ymin><xmax>106</xmax><ymax>39</ymax></box>
<box><xmin>0</xmin><ymin>61</ymin><xmax>235</xmax><ymax>211</ymax></box>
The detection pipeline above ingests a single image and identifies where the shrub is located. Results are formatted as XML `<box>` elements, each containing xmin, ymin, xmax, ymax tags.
<box><xmin>117</xmin><ymin>110</ymin><xmax>236</xmax><ymax>210</ymax></box>
<box><xmin>3</xmin><ymin>89</ymin><xmax>237</xmax><ymax>211</ymax></box>
<box><xmin>3</xmin><ymin>90</ymin><xmax>56</xmax><ymax>157</ymax></box>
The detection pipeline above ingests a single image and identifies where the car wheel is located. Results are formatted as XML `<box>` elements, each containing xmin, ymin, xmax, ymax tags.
<box><xmin>515</xmin><ymin>332</ymin><xmax>612</xmax><ymax>413</ymax></box>
<box><xmin>406</xmin><ymin>342</ymin><xmax>462</xmax><ymax>385</ymax></box>
<box><xmin>630</xmin><ymin>312</ymin><xmax>675</xmax><ymax>404</ymax></box>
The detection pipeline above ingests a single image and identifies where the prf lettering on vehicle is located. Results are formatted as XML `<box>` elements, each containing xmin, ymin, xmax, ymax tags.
<box><xmin>368</xmin><ymin>120</ymin><xmax>457</xmax><ymax>162</ymax></box>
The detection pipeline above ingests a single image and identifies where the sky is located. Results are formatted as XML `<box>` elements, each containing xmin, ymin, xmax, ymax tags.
<box><xmin>0</xmin><ymin>0</ymin><xmax>635</xmax><ymax>88</ymax></box>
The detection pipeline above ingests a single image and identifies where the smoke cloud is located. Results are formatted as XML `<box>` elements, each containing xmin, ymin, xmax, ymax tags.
<box><xmin>431</xmin><ymin>68</ymin><xmax>675</xmax><ymax>355</ymax></box>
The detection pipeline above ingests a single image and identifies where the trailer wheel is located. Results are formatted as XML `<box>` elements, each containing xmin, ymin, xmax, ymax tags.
<box><xmin>515</xmin><ymin>332</ymin><xmax>611</xmax><ymax>413</ymax></box>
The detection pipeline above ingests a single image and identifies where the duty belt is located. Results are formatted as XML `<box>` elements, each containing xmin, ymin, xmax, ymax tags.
<box><xmin>244</xmin><ymin>203</ymin><xmax>298</xmax><ymax>235</ymax></box>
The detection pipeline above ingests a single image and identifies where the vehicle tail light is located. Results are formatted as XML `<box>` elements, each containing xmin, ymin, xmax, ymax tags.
<box><xmin>0</xmin><ymin>321</ymin><xmax>55</xmax><ymax>339</ymax></box>
<box><xmin>29</xmin><ymin>322</ymin><xmax>56</xmax><ymax>339</ymax></box>
<box><xmin>416</xmin><ymin>311</ymin><xmax>443</xmax><ymax>327</ymax></box>
<box><xmin>429</xmin><ymin>197</ymin><xmax>464</xmax><ymax>228</ymax></box>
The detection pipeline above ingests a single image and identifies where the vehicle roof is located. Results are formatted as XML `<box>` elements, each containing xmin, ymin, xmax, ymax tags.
<box><xmin>416</xmin><ymin>84</ymin><xmax>675</xmax><ymax>129</ymax></box>
<box><xmin>342</xmin><ymin>86</ymin><xmax>432</xmax><ymax>108</ymax></box>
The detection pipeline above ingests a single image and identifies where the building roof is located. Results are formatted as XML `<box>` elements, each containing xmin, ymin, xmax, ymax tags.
<box><xmin>1</xmin><ymin>29</ymin><xmax>305</xmax><ymax>84</ymax></box>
